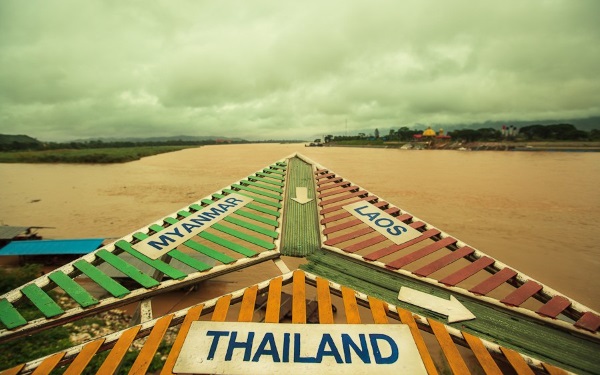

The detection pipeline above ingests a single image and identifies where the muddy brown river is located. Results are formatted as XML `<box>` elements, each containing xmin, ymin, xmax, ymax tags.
<box><xmin>1</xmin><ymin>144</ymin><xmax>599</xmax><ymax>312</ymax></box>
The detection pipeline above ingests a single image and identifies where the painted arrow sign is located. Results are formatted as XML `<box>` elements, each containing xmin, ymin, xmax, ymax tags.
<box><xmin>292</xmin><ymin>187</ymin><xmax>313</xmax><ymax>204</ymax></box>
<box><xmin>398</xmin><ymin>287</ymin><xmax>476</xmax><ymax>323</ymax></box>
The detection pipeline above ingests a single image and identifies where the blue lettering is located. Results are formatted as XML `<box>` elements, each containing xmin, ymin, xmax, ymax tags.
<box><xmin>354</xmin><ymin>206</ymin><xmax>380</xmax><ymax>222</ymax></box>
<box><xmin>293</xmin><ymin>333</ymin><xmax>318</xmax><ymax>363</ymax></box>
<box><xmin>225</xmin><ymin>197</ymin><xmax>244</xmax><ymax>205</ymax></box>
<box><xmin>342</xmin><ymin>334</ymin><xmax>371</xmax><ymax>364</ymax></box>
<box><xmin>354</xmin><ymin>205</ymin><xmax>370</xmax><ymax>215</ymax></box>
<box><xmin>218</xmin><ymin>203</ymin><xmax>235</xmax><ymax>211</ymax></box>
<box><xmin>375</xmin><ymin>218</ymin><xmax>393</xmax><ymax>228</ymax></box>
<box><xmin>190</xmin><ymin>218</ymin><xmax>208</xmax><ymax>226</ymax></box>
<box><xmin>164</xmin><ymin>227</ymin><xmax>183</xmax><ymax>238</ymax></box>
<box><xmin>251</xmin><ymin>333</ymin><xmax>280</xmax><ymax>362</ymax></box>
<box><xmin>182</xmin><ymin>223</ymin><xmax>201</xmax><ymax>233</ymax></box>
<box><xmin>387</xmin><ymin>225</ymin><xmax>408</xmax><ymax>236</ymax></box>
<box><xmin>369</xmin><ymin>334</ymin><xmax>398</xmax><ymax>364</ymax></box>
<box><xmin>315</xmin><ymin>334</ymin><xmax>343</xmax><ymax>363</ymax></box>
<box><xmin>282</xmin><ymin>333</ymin><xmax>290</xmax><ymax>362</ymax></box>
<box><xmin>201</xmin><ymin>207</ymin><xmax>225</xmax><ymax>220</ymax></box>
<box><xmin>206</xmin><ymin>330</ymin><xmax>229</xmax><ymax>360</ymax></box>
<box><xmin>225</xmin><ymin>331</ymin><xmax>255</xmax><ymax>361</ymax></box>
<box><xmin>148</xmin><ymin>235</ymin><xmax>175</xmax><ymax>250</ymax></box>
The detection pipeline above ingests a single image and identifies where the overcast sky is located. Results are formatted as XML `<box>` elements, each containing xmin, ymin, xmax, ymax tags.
<box><xmin>1</xmin><ymin>1</ymin><xmax>599</xmax><ymax>141</ymax></box>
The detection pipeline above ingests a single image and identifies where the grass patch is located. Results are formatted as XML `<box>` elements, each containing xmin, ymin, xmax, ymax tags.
<box><xmin>0</xmin><ymin>146</ymin><xmax>198</xmax><ymax>164</ymax></box>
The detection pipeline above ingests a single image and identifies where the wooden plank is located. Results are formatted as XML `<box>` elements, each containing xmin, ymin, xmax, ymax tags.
<box><xmin>428</xmin><ymin>319</ymin><xmax>471</xmax><ymax>375</ymax></box>
<box><xmin>412</xmin><ymin>246</ymin><xmax>475</xmax><ymax>277</ymax></box>
<box><xmin>96</xmin><ymin>249</ymin><xmax>160</xmax><ymax>288</ymax></box>
<box><xmin>238</xmin><ymin>285</ymin><xmax>258</xmax><ymax>322</ymax></box>
<box><xmin>316</xmin><ymin>180</ymin><xmax>351</xmax><ymax>192</ymax></box>
<box><xmin>323</xmin><ymin>218</ymin><xmax>362</xmax><ymax>235</ymax></box>
<box><xmin>500</xmin><ymin>347</ymin><xmax>535</xmax><ymax>375</ymax></box>
<box><xmin>199</xmin><ymin>231</ymin><xmax>258</xmax><ymax>257</ymax></box>
<box><xmin>319</xmin><ymin>196</ymin><xmax>378</xmax><ymax>215</ymax></box>
<box><xmin>536</xmin><ymin>295</ymin><xmax>571</xmax><ymax>318</ymax></box>
<box><xmin>160</xmin><ymin>304</ymin><xmax>203</xmax><ymax>375</ymax></box>
<box><xmin>246</xmin><ymin>202</ymin><xmax>281</xmax><ymax>216</ymax></box>
<box><xmin>235</xmin><ymin>209</ymin><xmax>279</xmax><ymax>227</ymax></box>
<box><xmin>212</xmin><ymin>294</ymin><xmax>232</xmax><ymax>321</ymax></box>
<box><xmin>224</xmin><ymin>216</ymin><xmax>278</xmax><ymax>238</ymax></box>
<box><xmin>367</xmin><ymin>296</ymin><xmax>388</xmax><ymax>324</ymax></box>
<box><xmin>0</xmin><ymin>298</ymin><xmax>27</xmax><ymax>329</ymax></box>
<box><xmin>469</xmin><ymin>267</ymin><xmax>517</xmax><ymax>295</ymax></box>
<box><xmin>264</xmin><ymin>277</ymin><xmax>283</xmax><ymax>323</ymax></box>
<box><xmin>439</xmin><ymin>256</ymin><xmax>495</xmax><ymax>286</ymax></box>
<box><xmin>386</xmin><ymin>237</ymin><xmax>457</xmax><ymax>270</ymax></box>
<box><xmin>242</xmin><ymin>179</ymin><xmax>283</xmax><ymax>193</ymax></box>
<box><xmin>315</xmin><ymin>172</ymin><xmax>336</xmax><ymax>180</ymax></box>
<box><xmin>462</xmin><ymin>332</ymin><xmax>503</xmax><ymax>375</ymax></box>
<box><xmin>316</xmin><ymin>176</ymin><xmax>343</xmax><ymax>186</ymax></box>
<box><xmin>542</xmin><ymin>363</ymin><xmax>569</xmax><ymax>375</ymax></box>
<box><xmin>183</xmin><ymin>240</ymin><xmax>236</xmax><ymax>264</ymax></box>
<box><xmin>73</xmin><ymin>260</ymin><xmax>130</xmax><ymax>298</ymax></box>
<box><xmin>363</xmin><ymin>227</ymin><xmax>436</xmax><ymax>261</ymax></box>
<box><xmin>231</xmin><ymin>183</ymin><xmax>282</xmax><ymax>200</ymax></box>
<box><xmin>292</xmin><ymin>270</ymin><xmax>306</xmax><ymax>324</ymax></box>
<box><xmin>223</xmin><ymin>188</ymin><xmax>282</xmax><ymax>209</ymax></box>
<box><xmin>48</xmin><ymin>271</ymin><xmax>99</xmax><ymax>308</ymax></box>
<box><xmin>397</xmin><ymin>308</ymin><xmax>439</xmax><ymax>375</ymax></box>
<box><xmin>250</xmin><ymin>175</ymin><xmax>284</xmax><ymax>186</ymax></box>
<box><xmin>320</xmin><ymin>201</ymin><xmax>389</xmax><ymax>224</ymax></box>
<box><xmin>317</xmin><ymin>185</ymin><xmax>358</xmax><ymax>199</ymax></box>
<box><xmin>115</xmin><ymin>240</ymin><xmax>187</xmax><ymax>280</ymax></box>
<box><xmin>319</xmin><ymin>190</ymin><xmax>368</xmax><ymax>206</ymax></box>
<box><xmin>128</xmin><ymin>314</ymin><xmax>174</xmax><ymax>375</ymax></box>
<box><xmin>212</xmin><ymin>223</ymin><xmax>275</xmax><ymax>250</ymax></box>
<box><xmin>500</xmin><ymin>280</ymin><xmax>542</xmax><ymax>307</ymax></box>
<box><xmin>575</xmin><ymin>312</ymin><xmax>600</xmax><ymax>332</ymax></box>
<box><xmin>31</xmin><ymin>352</ymin><xmax>65</xmax><ymax>375</ymax></box>
<box><xmin>316</xmin><ymin>277</ymin><xmax>334</xmax><ymax>324</ymax></box>
<box><xmin>262</xmin><ymin>168</ymin><xmax>285</xmax><ymax>177</ymax></box>
<box><xmin>21</xmin><ymin>284</ymin><xmax>63</xmax><ymax>318</ymax></box>
<box><xmin>0</xmin><ymin>364</ymin><xmax>24</xmax><ymax>375</ymax></box>
<box><xmin>96</xmin><ymin>326</ymin><xmax>142</xmax><ymax>375</ymax></box>
<box><xmin>341</xmin><ymin>286</ymin><xmax>361</xmax><ymax>324</ymax></box>
<box><xmin>343</xmin><ymin>234</ymin><xmax>388</xmax><ymax>253</ymax></box>
<box><xmin>324</xmin><ymin>227</ymin><xmax>374</xmax><ymax>246</ymax></box>
<box><xmin>213</xmin><ymin>193</ymin><xmax>281</xmax><ymax>217</ymax></box>
<box><xmin>167</xmin><ymin>250</ymin><xmax>212</xmax><ymax>272</ymax></box>
<box><xmin>63</xmin><ymin>338</ymin><xmax>105</xmax><ymax>375</ymax></box>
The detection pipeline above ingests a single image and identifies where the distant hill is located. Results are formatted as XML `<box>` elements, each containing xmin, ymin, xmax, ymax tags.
<box><xmin>72</xmin><ymin>135</ymin><xmax>246</xmax><ymax>143</ymax></box>
<box><xmin>436</xmin><ymin>116</ymin><xmax>600</xmax><ymax>132</ymax></box>
<box><xmin>0</xmin><ymin>134</ymin><xmax>41</xmax><ymax>145</ymax></box>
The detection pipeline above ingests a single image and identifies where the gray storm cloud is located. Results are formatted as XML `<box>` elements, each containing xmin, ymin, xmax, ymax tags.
<box><xmin>1</xmin><ymin>0</ymin><xmax>599</xmax><ymax>141</ymax></box>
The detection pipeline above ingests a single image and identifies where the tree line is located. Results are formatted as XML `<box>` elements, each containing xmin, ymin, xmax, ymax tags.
<box><xmin>0</xmin><ymin>136</ymin><xmax>249</xmax><ymax>152</ymax></box>
<box><xmin>324</xmin><ymin>123</ymin><xmax>599</xmax><ymax>143</ymax></box>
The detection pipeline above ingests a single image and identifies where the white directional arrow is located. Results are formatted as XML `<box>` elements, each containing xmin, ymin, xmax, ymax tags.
<box><xmin>398</xmin><ymin>287</ymin><xmax>476</xmax><ymax>323</ymax></box>
<box><xmin>291</xmin><ymin>187</ymin><xmax>313</xmax><ymax>204</ymax></box>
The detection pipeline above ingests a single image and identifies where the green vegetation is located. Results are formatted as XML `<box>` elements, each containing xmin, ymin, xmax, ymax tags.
<box><xmin>324</xmin><ymin>123</ymin><xmax>600</xmax><ymax>144</ymax></box>
<box><xmin>0</xmin><ymin>145</ymin><xmax>196</xmax><ymax>164</ymax></box>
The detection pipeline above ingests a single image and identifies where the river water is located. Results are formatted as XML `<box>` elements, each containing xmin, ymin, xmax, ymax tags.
<box><xmin>1</xmin><ymin>144</ymin><xmax>599</xmax><ymax>311</ymax></box>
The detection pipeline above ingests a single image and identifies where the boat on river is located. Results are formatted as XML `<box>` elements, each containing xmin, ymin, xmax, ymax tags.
<box><xmin>0</xmin><ymin>153</ymin><xmax>598</xmax><ymax>374</ymax></box>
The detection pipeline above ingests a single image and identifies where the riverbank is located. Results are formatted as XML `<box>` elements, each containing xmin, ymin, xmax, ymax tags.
<box><xmin>326</xmin><ymin>140</ymin><xmax>600</xmax><ymax>151</ymax></box>
<box><xmin>0</xmin><ymin>145</ymin><xmax>199</xmax><ymax>164</ymax></box>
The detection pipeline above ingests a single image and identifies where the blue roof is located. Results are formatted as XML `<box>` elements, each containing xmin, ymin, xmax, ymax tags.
<box><xmin>0</xmin><ymin>238</ymin><xmax>104</xmax><ymax>256</ymax></box>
